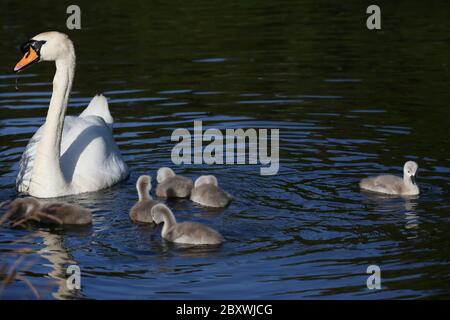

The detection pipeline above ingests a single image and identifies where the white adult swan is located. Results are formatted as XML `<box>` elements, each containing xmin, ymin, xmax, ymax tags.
<box><xmin>13</xmin><ymin>31</ymin><xmax>129</xmax><ymax>198</ymax></box>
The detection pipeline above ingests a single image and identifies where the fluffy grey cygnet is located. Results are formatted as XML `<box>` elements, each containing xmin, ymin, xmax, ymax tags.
<box><xmin>129</xmin><ymin>175</ymin><xmax>159</xmax><ymax>223</ymax></box>
<box><xmin>360</xmin><ymin>161</ymin><xmax>419</xmax><ymax>196</ymax></box>
<box><xmin>151</xmin><ymin>203</ymin><xmax>224</xmax><ymax>245</ymax></box>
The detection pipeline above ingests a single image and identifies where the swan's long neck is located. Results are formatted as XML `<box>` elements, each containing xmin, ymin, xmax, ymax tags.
<box><xmin>47</xmin><ymin>57</ymin><xmax>74</xmax><ymax>158</ymax></box>
<box><xmin>29</xmin><ymin>51</ymin><xmax>75</xmax><ymax>197</ymax></box>
<box><xmin>161</xmin><ymin>210</ymin><xmax>177</xmax><ymax>238</ymax></box>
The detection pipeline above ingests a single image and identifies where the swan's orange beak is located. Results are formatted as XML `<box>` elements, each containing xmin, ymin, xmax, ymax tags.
<box><xmin>14</xmin><ymin>47</ymin><xmax>39</xmax><ymax>73</ymax></box>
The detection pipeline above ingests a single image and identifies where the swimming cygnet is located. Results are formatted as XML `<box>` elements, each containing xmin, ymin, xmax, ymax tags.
<box><xmin>129</xmin><ymin>175</ymin><xmax>159</xmax><ymax>223</ymax></box>
<box><xmin>1</xmin><ymin>197</ymin><xmax>92</xmax><ymax>226</ymax></box>
<box><xmin>190</xmin><ymin>175</ymin><xmax>232</xmax><ymax>208</ymax></box>
<box><xmin>155</xmin><ymin>167</ymin><xmax>194</xmax><ymax>198</ymax></box>
<box><xmin>360</xmin><ymin>161</ymin><xmax>420</xmax><ymax>196</ymax></box>
<box><xmin>151</xmin><ymin>203</ymin><xmax>224</xmax><ymax>245</ymax></box>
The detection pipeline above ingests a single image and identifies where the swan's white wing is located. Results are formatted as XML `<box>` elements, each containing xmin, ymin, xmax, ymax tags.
<box><xmin>79</xmin><ymin>94</ymin><xmax>113</xmax><ymax>127</ymax></box>
<box><xmin>16</xmin><ymin>117</ymin><xmax>77</xmax><ymax>193</ymax></box>
<box><xmin>17</xmin><ymin>109</ymin><xmax>129</xmax><ymax>194</ymax></box>
<box><xmin>59</xmin><ymin>115</ymin><xmax>129</xmax><ymax>192</ymax></box>
<box><xmin>360</xmin><ymin>175</ymin><xmax>403</xmax><ymax>194</ymax></box>
<box><xmin>16</xmin><ymin>130</ymin><xmax>39</xmax><ymax>193</ymax></box>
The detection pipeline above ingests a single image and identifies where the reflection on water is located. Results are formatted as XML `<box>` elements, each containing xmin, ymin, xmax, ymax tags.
<box><xmin>37</xmin><ymin>231</ymin><xmax>80</xmax><ymax>300</ymax></box>
<box><xmin>403</xmin><ymin>198</ymin><xmax>419</xmax><ymax>238</ymax></box>
<box><xmin>0</xmin><ymin>0</ymin><xmax>450</xmax><ymax>299</ymax></box>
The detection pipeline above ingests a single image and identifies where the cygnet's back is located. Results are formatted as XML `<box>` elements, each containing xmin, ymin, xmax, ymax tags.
<box><xmin>40</xmin><ymin>202</ymin><xmax>92</xmax><ymax>225</ymax></box>
<box><xmin>360</xmin><ymin>175</ymin><xmax>404</xmax><ymax>194</ymax></box>
<box><xmin>155</xmin><ymin>167</ymin><xmax>194</xmax><ymax>198</ymax></box>
<box><xmin>166</xmin><ymin>221</ymin><xmax>224</xmax><ymax>245</ymax></box>
<box><xmin>190</xmin><ymin>175</ymin><xmax>232</xmax><ymax>208</ymax></box>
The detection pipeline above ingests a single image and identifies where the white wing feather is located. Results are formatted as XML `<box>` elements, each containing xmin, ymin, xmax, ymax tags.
<box><xmin>79</xmin><ymin>94</ymin><xmax>113</xmax><ymax>127</ymax></box>
<box><xmin>17</xmin><ymin>94</ymin><xmax>128</xmax><ymax>194</ymax></box>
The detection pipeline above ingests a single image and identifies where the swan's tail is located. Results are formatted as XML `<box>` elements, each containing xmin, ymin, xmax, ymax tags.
<box><xmin>79</xmin><ymin>94</ymin><xmax>114</xmax><ymax>126</ymax></box>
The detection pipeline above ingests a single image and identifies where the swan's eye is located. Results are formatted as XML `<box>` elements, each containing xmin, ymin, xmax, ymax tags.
<box><xmin>32</xmin><ymin>40</ymin><xmax>46</xmax><ymax>53</ymax></box>
<box><xmin>20</xmin><ymin>40</ymin><xmax>46</xmax><ymax>55</ymax></box>
<box><xmin>20</xmin><ymin>42</ymin><xmax>31</xmax><ymax>54</ymax></box>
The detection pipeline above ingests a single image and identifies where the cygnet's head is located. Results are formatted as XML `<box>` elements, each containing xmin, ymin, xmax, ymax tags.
<box><xmin>14</xmin><ymin>31</ymin><xmax>74</xmax><ymax>72</ymax></box>
<box><xmin>156</xmin><ymin>167</ymin><xmax>176</xmax><ymax>183</ymax></box>
<box><xmin>403</xmin><ymin>161</ymin><xmax>419</xmax><ymax>184</ymax></box>
<box><xmin>151</xmin><ymin>203</ymin><xmax>173</xmax><ymax>224</ymax></box>
<box><xmin>136</xmin><ymin>175</ymin><xmax>151</xmax><ymax>197</ymax></box>
<box><xmin>9</xmin><ymin>197</ymin><xmax>40</xmax><ymax>218</ymax></box>
<box><xmin>194</xmin><ymin>175</ymin><xmax>218</xmax><ymax>188</ymax></box>
<box><xmin>23</xmin><ymin>197</ymin><xmax>41</xmax><ymax>213</ymax></box>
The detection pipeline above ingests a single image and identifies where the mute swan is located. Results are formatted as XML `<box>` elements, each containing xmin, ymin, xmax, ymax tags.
<box><xmin>156</xmin><ymin>167</ymin><xmax>194</xmax><ymax>198</ymax></box>
<box><xmin>151</xmin><ymin>203</ymin><xmax>224</xmax><ymax>245</ymax></box>
<box><xmin>360</xmin><ymin>161</ymin><xmax>419</xmax><ymax>196</ymax></box>
<box><xmin>190</xmin><ymin>175</ymin><xmax>232</xmax><ymax>207</ymax></box>
<box><xmin>129</xmin><ymin>175</ymin><xmax>159</xmax><ymax>223</ymax></box>
<box><xmin>1</xmin><ymin>197</ymin><xmax>92</xmax><ymax>226</ymax></box>
<box><xmin>13</xmin><ymin>31</ymin><xmax>129</xmax><ymax>198</ymax></box>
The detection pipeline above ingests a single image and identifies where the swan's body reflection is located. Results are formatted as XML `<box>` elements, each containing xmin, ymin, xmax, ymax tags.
<box><xmin>37</xmin><ymin>226</ymin><xmax>91</xmax><ymax>299</ymax></box>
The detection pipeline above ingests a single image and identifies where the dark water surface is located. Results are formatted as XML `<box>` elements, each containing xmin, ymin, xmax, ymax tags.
<box><xmin>0</xmin><ymin>1</ymin><xmax>449</xmax><ymax>299</ymax></box>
